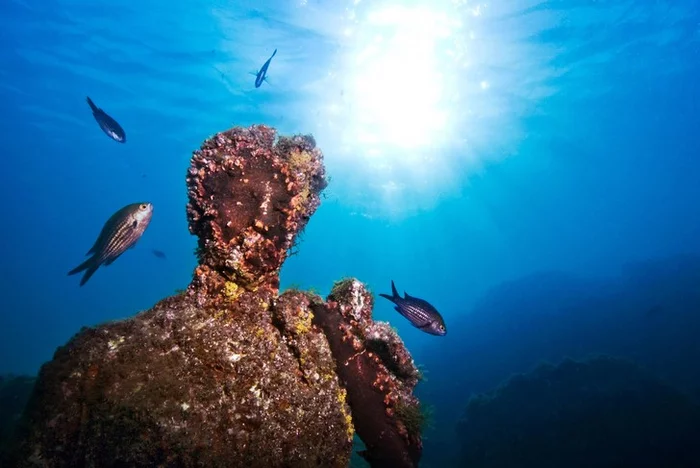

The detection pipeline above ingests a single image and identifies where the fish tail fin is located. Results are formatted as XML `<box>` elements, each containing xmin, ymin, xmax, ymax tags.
<box><xmin>379</xmin><ymin>280</ymin><xmax>400</xmax><ymax>303</ymax></box>
<box><xmin>271</xmin><ymin>48</ymin><xmax>277</xmax><ymax>58</ymax></box>
<box><xmin>68</xmin><ymin>256</ymin><xmax>100</xmax><ymax>286</ymax></box>
<box><xmin>79</xmin><ymin>265</ymin><xmax>99</xmax><ymax>286</ymax></box>
<box><xmin>86</xmin><ymin>96</ymin><xmax>98</xmax><ymax>112</ymax></box>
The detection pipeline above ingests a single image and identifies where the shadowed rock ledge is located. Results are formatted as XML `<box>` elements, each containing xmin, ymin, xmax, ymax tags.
<box><xmin>5</xmin><ymin>125</ymin><xmax>423</xmax><ymax>467</ymax></box>
<box><xmin>0</xmin><ymin>375</ymin><xmax>35</xmax><ymax>461</ymax></box>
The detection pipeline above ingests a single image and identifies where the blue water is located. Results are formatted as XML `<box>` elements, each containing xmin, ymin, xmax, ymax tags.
<box><xmin>2</xmin><ymin>0</ymin><xmax>700</xmax><ymax>465</ymax></box>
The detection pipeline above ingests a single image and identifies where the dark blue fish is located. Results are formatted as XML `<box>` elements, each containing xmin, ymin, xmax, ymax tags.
<box><xmin>86</xmin><ymin>96</ymin><xmax>126</xmax><ymax>143</ymax></box>
<box><xmin>151</xmin><ymin>249</ymin><xmax>167</xmax><ymax>260</ymax></box>
<box><xmin>379</xmin><ymin>280</ymin><xmax>447</xmax><ymax>336</ymax></box>
<box><xmin>251</xmin><ymin>49</ymin><xmax>277</xmax><ymax>88</ymax></box>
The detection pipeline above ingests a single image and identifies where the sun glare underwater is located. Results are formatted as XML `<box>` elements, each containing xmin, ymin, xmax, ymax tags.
<box><xmin>212</xmin><ymin>0</ymin><xmax>557</xmax><ymax>218</ymax></box>
<box><xmin>307</xmin><ymin>0</ymin><xmax>534</xmax><ymax>217</ymax></box>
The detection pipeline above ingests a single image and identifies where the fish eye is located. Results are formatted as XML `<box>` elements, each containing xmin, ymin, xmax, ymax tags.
<box><xmin>139</xmin><ymin>204</ymin><xmax>147</xmax><ymax>210</ymax></box>
<box><xmin>439</xmin><ymin>324</ymin><xmax>445</xmax><ymax>330</ymax></box>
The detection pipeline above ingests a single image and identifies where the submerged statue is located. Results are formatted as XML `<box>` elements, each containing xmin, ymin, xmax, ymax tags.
<box><xmin>5</xmin><ymin>125</ymin><xmax>423</xmax><ymax>467</ymax></box>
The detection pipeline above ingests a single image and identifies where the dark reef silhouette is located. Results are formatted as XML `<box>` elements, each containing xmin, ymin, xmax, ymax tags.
<box><xmin>3</xmin><ymin>125</ymin><xmax>423</xmax><ymax>467</ymax></box>
<box><xmin>458</xmin><ymin>355</ymin><xmax>700</xmax><ymax>468</ymax></box>
<box><xmin>422</xmin><ymin>254</ymin><xmax>700</xmax><ymax>466</ymax></box>
<box><xmin>432</xmin><ymin>255</ymin><xmax>700</xmax><ymax>403</ymax></box>
<box><xmin>0</xmin><ymin>375</ymin><xmax>34</xmax><ymax>461</ymax></box>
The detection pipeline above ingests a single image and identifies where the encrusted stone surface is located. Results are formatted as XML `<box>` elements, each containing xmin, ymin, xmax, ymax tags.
<box><xmin>312</xmin><ymin>279</ymin><xmax>423</xmax><ymax>467</ymax></box>
<box><xmin>186</xmin><ymin>125</ymin><xmax>326</xmax><ymax>298</ymax></box>
<box><xmin>7</xmin><ymin>291</ymin><xmax>352</xmax><ymax>467</ymax></box>
<box><xmin>6</xmin><ymin>125</ymin><xmax>423</xmax><ymax>468</ymax></box>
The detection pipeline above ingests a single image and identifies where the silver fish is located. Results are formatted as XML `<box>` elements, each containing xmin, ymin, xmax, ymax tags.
<box><xmin>68</xmin><ymin>203</ymin><xmax>153</xmax><ymax>286</ymax></box>
<box><xmin>379</xmin><ymin>280</ymin><xmax>447</xmax><ymax>336</ymax></box>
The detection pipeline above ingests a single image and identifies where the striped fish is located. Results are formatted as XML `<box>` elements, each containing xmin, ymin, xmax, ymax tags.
<box><xmin>379</xmin><ymin>280</ymin><xmax>447</xmax><ymax>336</ymax></box>
<box><xmin>68</xmin><ymin>203</ymin><xmax>153</xmax><ymax>286</ymax></box>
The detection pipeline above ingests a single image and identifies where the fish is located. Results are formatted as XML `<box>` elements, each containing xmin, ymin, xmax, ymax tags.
<box><xmin>379</xmin><ymin>280</ymin><xmax>447</xmax><ymax>336</ymax></box>
<box><xmin>251</xmin><ymin>49</ymin><xmax>277</xmax><ymax>88</ymax></box>
<box><xmin>86</xmin><ymin>96</ymin><xmax>126</xmax><ymax>143</ymax></box>
<box><xmin>68</xmin><ymin>203</ymin><xmax>154</xmax><ymax>286</ymax></box>
<box><xmin>151</xmin><ymin>249</ymin><xmax>166</xmax><ymax>259</ymax></box>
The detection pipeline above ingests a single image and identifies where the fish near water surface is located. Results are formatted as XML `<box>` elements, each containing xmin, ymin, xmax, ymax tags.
<box><xmin>68</xmin><ymin>203</ymin><xmax>154</xmax><ymax>286</ymax></box>
<box><xmin>86</xmin><ymin>96</ymin><xmax>126</xmax><ymax>143</ymax></box>
<box><xmin>379</xmin><ymin>280</ymin><xmax>447</xmax><ymax>336</ymax></box>
<box><xmin>252</xmin><ymin>49</ymin><xmax>277</xmax><ymax>88</ymax></box>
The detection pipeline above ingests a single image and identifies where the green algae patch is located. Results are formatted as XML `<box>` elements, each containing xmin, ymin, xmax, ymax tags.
<box><xmin>395</xmin><ymin>400</ymin><xmax>434</xmax><ymax>437</ymax></box>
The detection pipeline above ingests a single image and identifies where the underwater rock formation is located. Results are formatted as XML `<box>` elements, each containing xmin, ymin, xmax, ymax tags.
<box><xmin>186</xmin><ymin>125</ymin><xmax>327</xmax><ymax>300</ymax></box>
<box><xmin>458</xmin><ymin>355</ymin><xmax>700</xmax><ymax>468</ymax></box>
<box><xmin>0</xmin><ymin>375</ymin><xmax>35</xmax><ymax>460</ymax></box>
<box><xmin>6</xmin><ymin>125</ymin><xmax>423</xmax><ymax>467</ymax></box>
<box><xmin>312</xmin><ymin>279</ymin><xmax>423</xmax><ymax>467</ymax></box>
